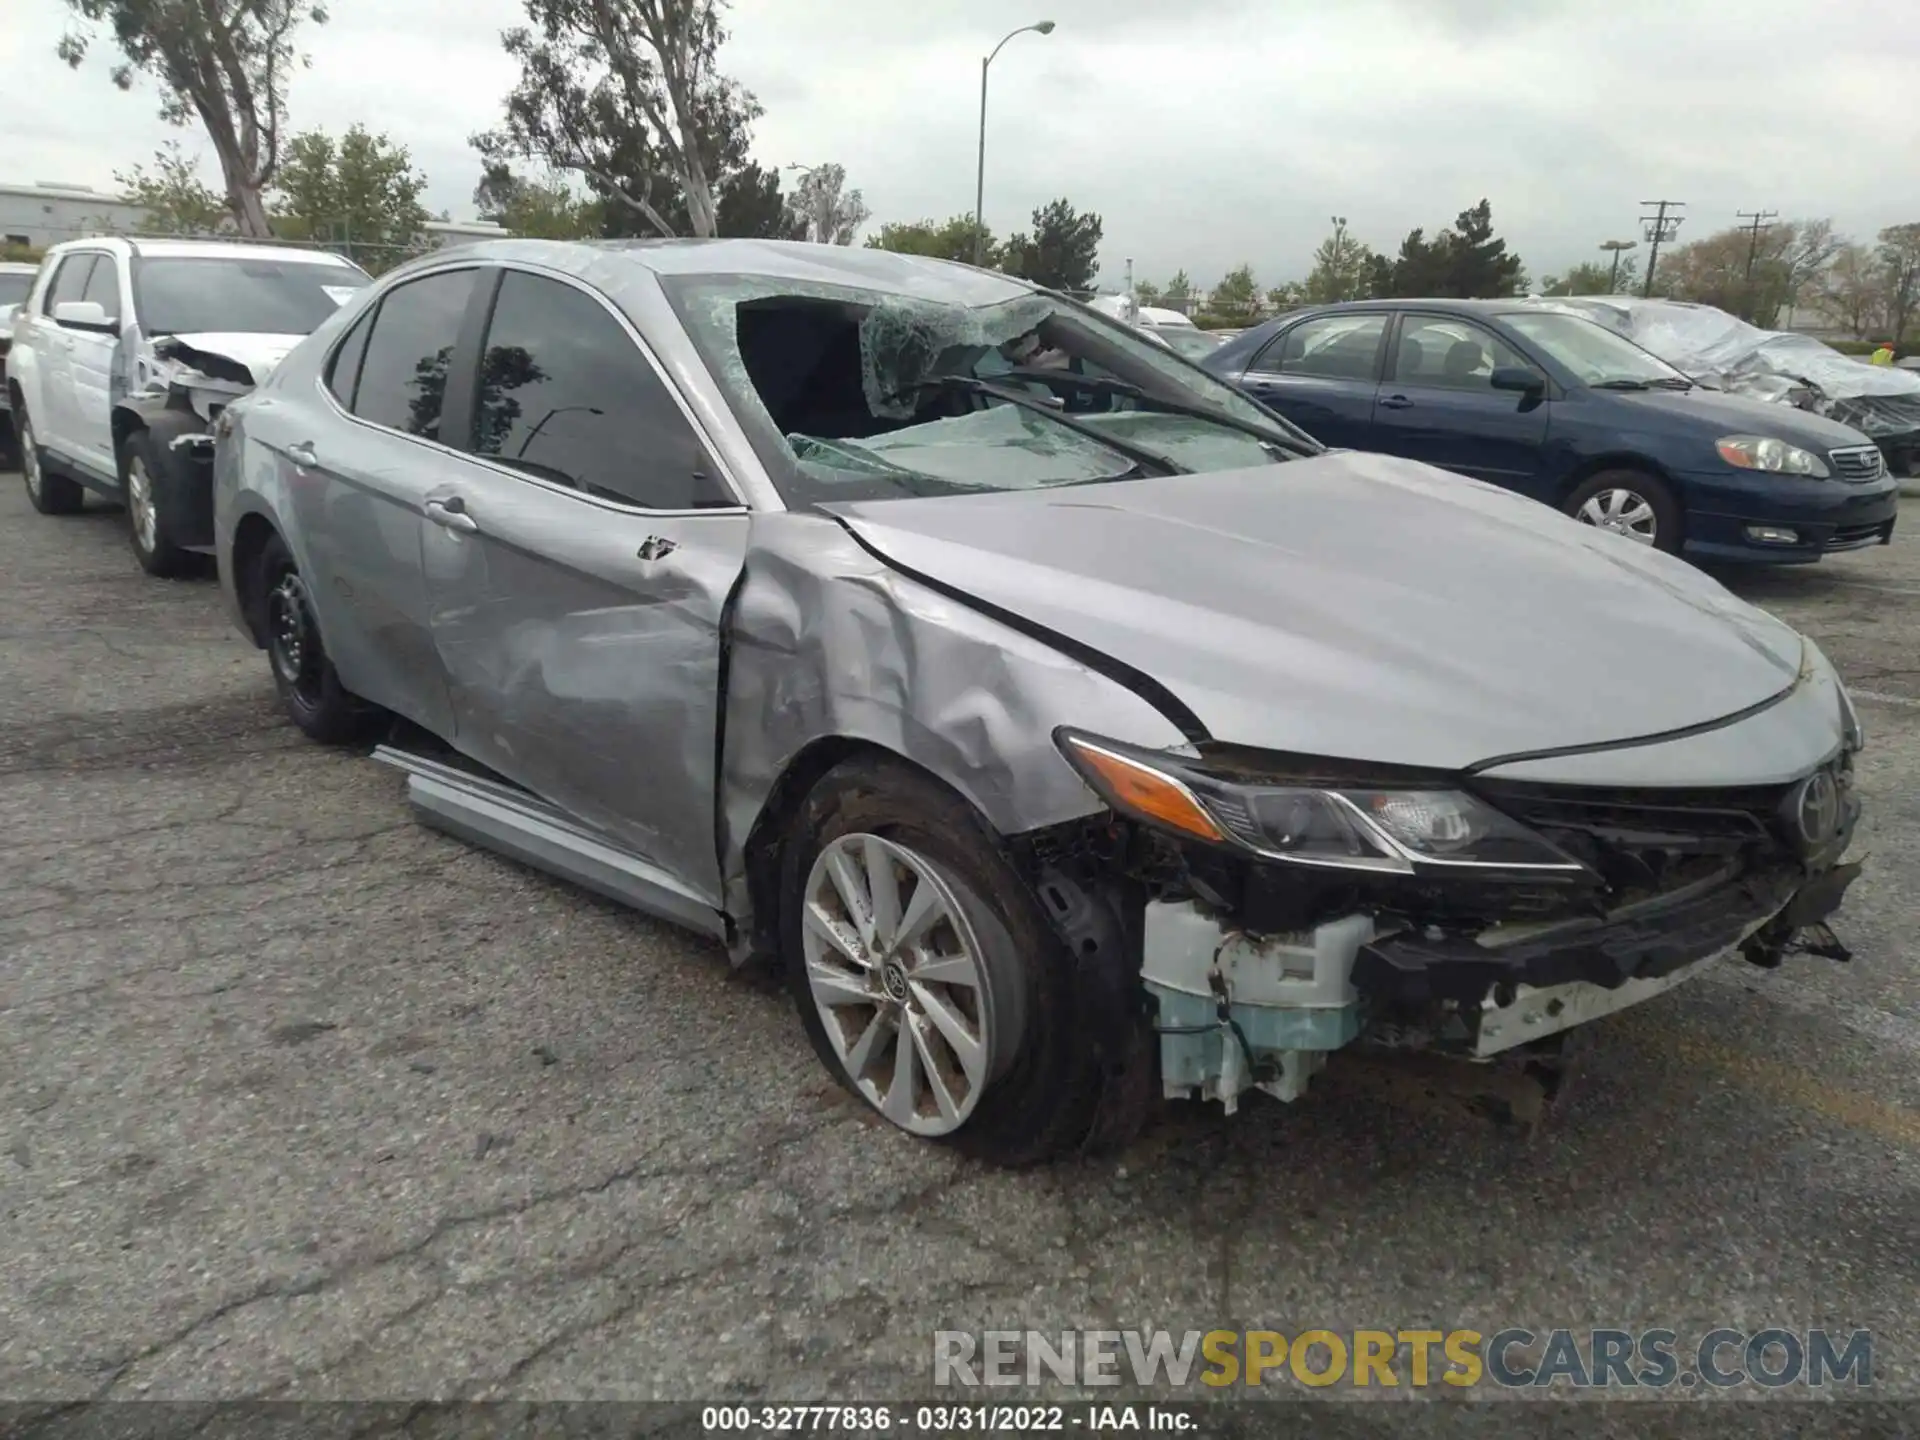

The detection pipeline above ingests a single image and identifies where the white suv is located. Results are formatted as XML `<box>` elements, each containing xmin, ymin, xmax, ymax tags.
<box><xmin>7</xmin><ymin>237</ymin><xmax>367</xmax><ymax>575</ymax></box>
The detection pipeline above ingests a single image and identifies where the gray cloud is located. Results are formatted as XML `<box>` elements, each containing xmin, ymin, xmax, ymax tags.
<box><xmin>6</xmin><ymin>0</ymin><xmax>1917</xmax><ymax>291</ymax></box>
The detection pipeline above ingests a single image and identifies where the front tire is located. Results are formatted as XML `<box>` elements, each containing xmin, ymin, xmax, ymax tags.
<box><xmin>254</xmin><ymin>531</ymin><xmax>387</xmax><ymax>745</ymax></box>
<box><xmin>782</xmin><ymin>756</ymin><xmax>1113</xmax><ymax>1166</ymax></box>
<box><xmin>1563</xmin><ymin>468</ymin><xmax>1682</xmax><ymax>554</ymax></box>
<box><xmin>18</xmin><ymin>411</ymin><xmax>85</xmax><ymax>516</ymax></box>
<box><xmin>123</xmin><ymin>429</ymin><xmax>194</xmax><ymax>578</ymax></box>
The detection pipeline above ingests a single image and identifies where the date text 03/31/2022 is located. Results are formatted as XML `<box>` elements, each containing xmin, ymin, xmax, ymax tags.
<box><xmin>701</xmin><ymin>1405</ymin><xmax>1193</xmax><ymax>1432</ymax></box>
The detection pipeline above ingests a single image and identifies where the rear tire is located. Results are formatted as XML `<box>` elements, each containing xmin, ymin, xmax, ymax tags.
<box><xmin>1562</xmin><ymin>468</ymin><xmax>1682</xmax><ymax>554</ymax></box>
<box><xmin>254</xmin><ymin>531</ymin><xmax>387</xmax><ymax>745</ymax></box>
<box><xmin>18</xmin><ymin>411</ymin><xmax>85</xmax><ymax>516</ymax></box>
<box><xmin>123</xmin><ymin>428</ymin><xmax>195</xmax><ymax>578</ymax></box>
<box><xmin>782</xmin><ymin>755</ymin><xmax>1113</xmax><ymax>1166</ymax></box>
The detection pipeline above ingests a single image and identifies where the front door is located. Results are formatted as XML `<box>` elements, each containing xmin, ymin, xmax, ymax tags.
<box><xmin>419</xmin><ymin>267</ymin><xmax>748</xmax><ymax>905</ymax></box>
<box><xmin>1369</xmin><ymin>313</ymin><xmax>1552</xmax><ymax>494</ymax></box>
<box><xmin>65</xmin><ymin>250</ymin><xmax>127</xmax><ymax>475</ymax></box>
<box><xmin>1233</xmin><ymin>311</ymin><xmax>1389</xmax><ymax>450</ymax></box>
<box><xmin>34</xmin><ymin>252</ymin><xmax>96</xmax><ymax>457</ymax></box>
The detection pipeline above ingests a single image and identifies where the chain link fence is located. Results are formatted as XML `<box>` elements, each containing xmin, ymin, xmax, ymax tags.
<box><xmin>5</xmin><ymin>218</ymin><xmax>443</xmax><ymax>274</ymax></box>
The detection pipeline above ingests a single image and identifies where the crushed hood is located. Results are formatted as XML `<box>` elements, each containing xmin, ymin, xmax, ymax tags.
<box><xmin>154</xmin><ymin>332</ymin><xmax>307</xmax><ymax>386</ymax></box>
<box><xmin>828</xmin><ymin>450</ymin><xmax>1806</xmax><ymax>771</ymax></box>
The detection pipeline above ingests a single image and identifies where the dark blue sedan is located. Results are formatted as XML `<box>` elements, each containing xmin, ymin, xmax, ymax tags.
<box><xmin>1202</xmin><ymin>300</ymin><xmax>1900</xmax><ymax>564</ymax></box>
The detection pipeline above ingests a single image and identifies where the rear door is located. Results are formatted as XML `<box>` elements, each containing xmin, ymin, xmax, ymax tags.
<box><xmin>419</xmin><ymin>266</ymin><xmax>748</xmax><ymax>904</ymax></box>
<box><xmin>1369</xmin><ymin>313</ymin><xmax>1551</xmax><ymax>494</ymax></box>
<box><xmin>65</xmin><ymin>251</ymin><xmax>127</xmax><ymax>474</ymax></box>
<box><xmin>1232</xmin><ymin>311</ymin><xmax>1389</xmax><ymax>449</ymax></box>
<box><xmin>265</xmin><ymin>266</ymin><xmax>483</xmax><ymax>735</ymax></box>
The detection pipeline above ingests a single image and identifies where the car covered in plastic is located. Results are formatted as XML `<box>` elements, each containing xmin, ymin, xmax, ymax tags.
<box><xmin>1547</xmin><ymin>296</ymin><xmax>1920</xmax><ymax>479</ymax></box>
<box><xmin>213</xmin><ymin>239</ymin><xmax>1868</xmax><ymax>1163</ymax></box>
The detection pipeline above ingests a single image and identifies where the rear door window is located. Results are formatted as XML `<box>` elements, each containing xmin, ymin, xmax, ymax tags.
<box><xmin>348</xmin><ymin>269</ymin><xmax>479</xmax><ymax>443</ymax></box>
<box><xmin>1256</xmin><ymin>313</ymin><xmax>1388</xmax><ymax>381</ymax></box>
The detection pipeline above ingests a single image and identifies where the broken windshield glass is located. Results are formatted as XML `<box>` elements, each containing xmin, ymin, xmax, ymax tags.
<box><xmin>662</xmin><ymin>272</ymin><xmax>1317</xmax><ymax>507</ymax></box>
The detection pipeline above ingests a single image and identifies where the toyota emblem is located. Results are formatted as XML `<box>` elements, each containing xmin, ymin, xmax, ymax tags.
<box><xmin>1792</xmin><ymin>768</ymin><xmax>1841</xmax><ymax>849</ymax></box>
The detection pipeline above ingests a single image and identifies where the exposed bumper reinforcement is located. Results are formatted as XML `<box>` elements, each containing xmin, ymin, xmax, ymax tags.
<box><xmin>1350</xmin><ymin>865</ymin><xmax>1835</xmax><ymax>1006</ymax></box>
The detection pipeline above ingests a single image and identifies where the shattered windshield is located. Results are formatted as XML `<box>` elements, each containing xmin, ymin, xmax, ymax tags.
<box><xmin>664</xmin><ymin>275</ymin><xmax>1319</xmax><ymax>506</ymax></box>
<box><xmin>1500</xmin><ymin>310</ymin><xmax>1690</xmax><ymax>388</ymax></box>
<box><xmin>132</xmin><ymin>257</ymin><xmax>370</xmax><ymax>337</ymax></box>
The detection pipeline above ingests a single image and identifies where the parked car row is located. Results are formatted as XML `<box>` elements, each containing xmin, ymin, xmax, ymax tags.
<box><xmin>5</xmin><ymin>236</ymin><xmax>369</xmax><ymax>573</ymax></box>
<box><xmin>1200</xmin><ymin>299</ymin><xmax>1900</xmax><ymax>565</ymax></box>
<box><xmin>8</xmin><ymin>237</ymin><xmax>1874</xmax><ymax>1163</ymax></box>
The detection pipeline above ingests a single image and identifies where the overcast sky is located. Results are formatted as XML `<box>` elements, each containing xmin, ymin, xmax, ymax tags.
<box><xmin>5</xmin><ymin>0</ymin><xmax>1918</xmax><ymax>290</ymax></box>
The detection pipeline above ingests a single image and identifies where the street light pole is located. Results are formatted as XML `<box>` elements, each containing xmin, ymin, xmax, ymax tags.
<box><xmin>974</xmin><ymin>19</ymin><xmax>1056</xmax><ymax>267</ymax></box>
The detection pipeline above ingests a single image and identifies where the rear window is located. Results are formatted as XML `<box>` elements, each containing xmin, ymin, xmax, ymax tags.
<box><xmin>0</xmin><ymin>273</ymin><xmax>33</xmax><ymax>308</ymax></box>
<box><xmin>133</xmin><ymin>256</ymin><xmax>370</xmax><ymax>337</ymax></box>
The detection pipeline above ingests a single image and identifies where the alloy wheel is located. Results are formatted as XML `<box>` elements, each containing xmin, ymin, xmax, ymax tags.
<box><xmin>266</xmin><ymin>568</ymin><xmax>325</xmax><ymax>707</ymax></box>
<box><xmin>1575</xmin><ymin>487</ymin><xmax>1658</xmax><ymax>544</ymax></box>
<box><xmin>127</xmin><ymin>455</ymin><xmax>158</xmax><ymax>554</ymax></box>
<box><xmin>800</xmin><ymin>833</ymin><xmax>998</xmax><ymax>1136</ymax></box>
<box><xmin>21</xmin><ymin>422</ymin><xmax>40</xmax><ymax>499</ymax></box>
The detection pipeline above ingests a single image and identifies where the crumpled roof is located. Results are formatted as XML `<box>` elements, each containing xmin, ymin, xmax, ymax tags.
<box><xmin>1536</xmin><ymin>296</ymin><xmax>1920</xmax><ymax>438</ymax></box>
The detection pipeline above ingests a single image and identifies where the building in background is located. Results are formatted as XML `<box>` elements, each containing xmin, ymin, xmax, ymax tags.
<box><xmin>0</xmin><ymin>181</ymin><xmax>147</xmax><ymax>250</ymax></box>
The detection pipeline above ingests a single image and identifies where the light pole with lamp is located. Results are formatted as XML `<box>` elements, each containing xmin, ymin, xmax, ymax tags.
<box><xmin>973</xmin><ymin>19</ymin><xmax>1055</xmax><ymax>267</ymax></box>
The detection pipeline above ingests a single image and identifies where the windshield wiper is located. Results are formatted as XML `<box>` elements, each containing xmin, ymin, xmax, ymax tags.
<box><xmin>1590</xmin><ymin>378</ymin><xmax>1653</xmax><ymax>390</ymax></box>
<box><xmin>1648</xmin><ymin>376</ymin><xmax>1694</xmax><ymax>390</ymax></box>
<box><xmin>887</xmin><ymin>375</ymin><xmax>1189</xmax><ymax>476</ymax></box>
<box><xmin>1004</xmin><ymin>369</ymin><xmax>1317</xmax><ymax>456</ymax></box>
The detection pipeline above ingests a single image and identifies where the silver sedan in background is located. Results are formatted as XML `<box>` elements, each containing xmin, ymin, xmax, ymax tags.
<box><xmin>213</xmin><ymin>240</ymin><xmax>1865</xmax><ymax>1164</ymax></box>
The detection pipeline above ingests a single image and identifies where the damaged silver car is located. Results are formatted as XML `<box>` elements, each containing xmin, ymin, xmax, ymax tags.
<box><xmin>212</xmin><ymin>240</ymin><xmax>1865</xmax><ymax>1164</ymax></box>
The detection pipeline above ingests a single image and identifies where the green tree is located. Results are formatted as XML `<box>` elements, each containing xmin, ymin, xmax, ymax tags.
<box><xmin>1133</xmin><ymin>279</ymin><xmax>1163</xmax><ymax>307</ymax></box>
<box><xmin>1162</xmin><ymin>270</ymin><xmax>1192</xmax><ymax>311</ymax></box>
<box><xmin>474</xmin><ymin>161</ymin><xmax>605</xmax><ymax>239</ymax></box>
<box><xmin>1001</xmin><ymin>198</ymin><xmax>1103</xmax><ymax>293</ymax></box>
<box><xmin>1542</xmin><ymin>261</ymin><xmax>1618</xmax><ymax>296</ymax></box>
<box><xmin>477</xmin><ymin>0</ymin><xmax>758</xmax><ymax>239</ymax></box>
<box><xmin>789</xmin><ymin>163</ymin><xmax>869</xmax><ymax>245</ymax></box>
<box><xmin>1817</xmin><ymin>242</ymin><xmax>1885</xmax><ymax>339</ymax></box>
<box><xmin>1266</xmin><ymin>281</ymin><xmax>1306</xmax><ymax>311</ymax></box>
<box><xmin>1443</xmin><ymin>199</ymin><xmax>1525</xmax><ymax>297</ymax></box>
<box><xmin>715</xmin><ymin>162</ymin><xmax>806</xmax><ymax>239</ymax></box>
<box><xmin>1302</xmin><ymin>221</ymin><xmax>1375</xmax><ymax>303</ymax></box>
<box><xmin>866</xmin><ymin>215</ymin><xmax>996</xmax><ymax>266</ymax></box>
<box><xmin>1207</xmin><ymin>264</ymin><xmax>1261</xmax><ymax>325</ymax></box>
<box><xmin>115</xmin><ymin>140</ymin><xmax>231</xmax><ymax>235</ymax></box>
<box><xmin>271</xmin><ymin>125</ymin><xmax>429</xmax><ymax>271</ymax></box>
<box><xmin>57</xmin><ymin>0</ymin><xmax>327</xmax><ymax>238</ymax></box>
<box><xmin>1874</xmin><ymin>222</ymin><xmax>1920</xmax><ymax>346</ymax></box>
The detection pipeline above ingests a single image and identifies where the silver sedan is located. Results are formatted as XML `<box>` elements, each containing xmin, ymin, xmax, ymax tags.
<box><xmin>213</xmin><ymin>240</ymin><xmax>1865</xmax><ymax>1163</ymax></box>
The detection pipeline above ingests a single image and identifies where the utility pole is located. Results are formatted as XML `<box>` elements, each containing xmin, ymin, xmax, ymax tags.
<box><xmin>1330</xmin><ymin>215</ymin><xmax>1348</xmax><ymax>298</ymax></box>
<box><xmin>1737</xmin><ymin>209</ymin><xmax>1778</xmax><ymax>282</ymax></box>
<box><xmin>1599</xmin><ymin>238</ymin><xmax>1637</xmax><ymax>294</ymax></box>
<box><xmin>1639</xmin><ymin>200</ymin><xmax>1685</xmax><ymax>297</ymax></box>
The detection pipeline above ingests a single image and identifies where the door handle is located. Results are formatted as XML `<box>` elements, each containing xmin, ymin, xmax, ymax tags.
<box><xmin>285</xmin><ymin>440</ymin><xmax>318</xmax><ymax>468</ymax></box>
<box><xmin>1378</xmin><ymin>394</ymin><xmax>1414</xmax><ymax>410</ymax></box>
<box><xmin>425</xmin><ymin>496</ymin><xmax>479</xmax><ymax>534</ymax></box>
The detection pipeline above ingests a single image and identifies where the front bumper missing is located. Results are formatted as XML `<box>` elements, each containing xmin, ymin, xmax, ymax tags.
<box><xmin>1141</xmin><ymin>859</ymin><xmax>1861</xmax><ymax>1113</ymax></box>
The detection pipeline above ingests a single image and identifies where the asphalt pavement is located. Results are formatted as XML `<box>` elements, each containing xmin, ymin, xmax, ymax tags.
<box><xmin>2</xmin><ymin>476</ymin><xmax>1918</xmax><ymax>1420</ymax></box>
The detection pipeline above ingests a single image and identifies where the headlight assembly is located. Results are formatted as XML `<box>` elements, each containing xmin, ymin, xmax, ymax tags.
<box><xmin>1056</xmin><ymin>731</ymin><xmax>1588</xmax><ymax>878</ymax></box>
<box><xmin>1716</xmin><ymin>435</ymin><xmax>1830</xmax><ymax>478</ymax></box>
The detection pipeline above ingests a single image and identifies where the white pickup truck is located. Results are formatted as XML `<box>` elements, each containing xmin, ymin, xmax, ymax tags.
<box><xmin>6</xmin><ymin>237</ymin><xmax>368</xmax><ymax>574</ymax></box>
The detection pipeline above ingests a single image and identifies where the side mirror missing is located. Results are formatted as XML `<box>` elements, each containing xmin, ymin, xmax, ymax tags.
<box><xmin>1489</xmin><ymin>365</ymin><xmax>1546</xmax><ymax>395</ymax></box>
<box><xmin>53</xmin><ymin>300</ymin><xmax>115</xmax><ymax>332</ymax></box>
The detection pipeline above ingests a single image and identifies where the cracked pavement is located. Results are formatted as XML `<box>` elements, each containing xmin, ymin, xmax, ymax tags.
<box><xmin>2</xmin><ymin>476</ymin><xmax>1919</xmax><ymax>1416</ymax></box>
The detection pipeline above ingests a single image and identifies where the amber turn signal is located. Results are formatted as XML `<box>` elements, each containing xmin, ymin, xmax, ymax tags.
<box><xmin>1060</xmin><ymin>737</ymin><xmax>1227</xmax><ymax>844</ymax></box>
